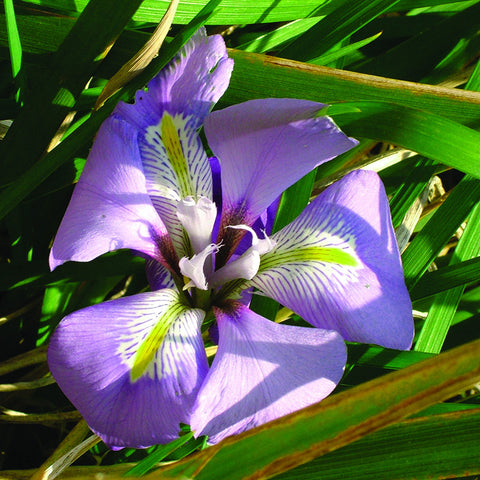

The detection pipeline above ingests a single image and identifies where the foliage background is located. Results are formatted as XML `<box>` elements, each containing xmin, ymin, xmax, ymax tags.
<box><xmin>0</xmin><ymin>0</ymin><xmax>480</xmax><ymax>478</ymax></box>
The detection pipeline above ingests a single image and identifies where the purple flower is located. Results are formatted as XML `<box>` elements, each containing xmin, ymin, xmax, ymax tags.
<box><xmin>47</xmin><ymin>28</ymin><xmax>413</xmax><ymax>449</ymax></box>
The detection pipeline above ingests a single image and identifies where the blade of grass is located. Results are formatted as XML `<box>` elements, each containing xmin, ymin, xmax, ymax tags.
<box><xmin>9</xmin><ymin>0</ymin><xmax>331</xmax><ymax>25</ymax></box>
<box><xmin>415</xmin><ymin>200</ymin><xmax>480</xmax><ymax>353</ymax></box>
<box><xmin>14</xmin><ymin>0</ymin><xmax>474</xmax><ymax>24</ymax></box>
<box><xmin>355</xmin><ymin>1</ymin><xmax>480</xmax><ymax>81</ymax></box>
<box><xmin>0</xmin><ymin>251</ymin><xmax>145</xmax><ymax>291</ymax></box>
<box><xmin>348</xmin><ymin>344</ymin><xmax>433</xmax><ymax>371</ymax></box>
<box><xmin>402</xmin><ymin>175</ymin><xmax>480</xmax><ymax>290</ymax></box>
<box><xmin>329</xmin><ymin>102</ymin><xmax>480</xmax><ymax>179</ymax></box>
<box><xmin>124</xmin><ymin>432</ymin><xmax>195</xmax><ymax>477</ymax></box>
<box><xmin>223</xmin><ymin>64</ymin><xmax>480</xmax><ymax>194</ymax></box>
<box><xmin>389</xmin><ymin>157</ymin><xmax>436</xmax><ymax>228</ymax></box>
<box><xmin>410</xmin><ymin>256</ymin><xmax>480</xmax><ymax>301</ymax></box>
<box><xmin>0</xmin><ymin>7</ymin><xmax>75</xmax><ymax>55</ymax></box>
<box><xmin>95</xmin><ymin>0</ymin><xmax>180</xmax><ymax>109</ymax></box>
<box><xmin>279</xmin><ymin>0</ymin><xmax>400</xmax><ymax>62</ymax></box>
<box><xmin>467</xmin><ymin>58</ymin><xmax>480</xmax><ymax>91</ymax></box>
<box><xmin>413</xmin><ymin>63</ymin><xmax>480</xmax><ymax>342</ymax></box>
<box><xmin>3</xmin><ymin>0</ymin><xmax>22</xmax><ymax>101</ymax></box>
<box><xmin>311</xmin><ymin>32</ymin><xmax>383</xmax><ymax>66</ymax></box>
<box><xmin>237</xmin><ymin>18</ymin><xmax>322</xmax><ymax>53</ymax></box>
<box><xmin>273</xmin><ymin>409</ymin><xmax>480</xmax><ymax>480</ymax></box>
<box><xmin>0</xmin><ymin>0</ymin><xmax>145</xmax><ymax>185</ymax></box>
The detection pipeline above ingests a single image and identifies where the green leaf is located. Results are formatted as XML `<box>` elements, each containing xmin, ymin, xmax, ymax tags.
<box><xmin>355</xmin><ymin>2</ymin><xmax>480</xmax><ymax>81</ymax></box>
<box><xmin>410</xmin><ymin>256</ymin><xmax>480</xmax><ymax>301</ymax></box>
<box><xmin>36</xmin><ymin>283</ymin><xmax>77</xmax><ymax>346</ymax></box>
<box><xmin>3</xmin><ymin>0</ymin><xmax>22</xmax><ymax>98</ymax></box>
<box><xmin>0</xmin><ymin>8</ymin><xmax>75</xmax><ymax>55</ymax></box>
<box><xmin>221</xmin><ymin>50</ymin><xmax>480</xmax><ymax>126</ymax></box>
<box><xmin>311</xmin><ymin>32</ymin><xmax>383</xmax><ymax>66</ymax></box>
<box><xmin>402</xmin><ymin>175</ymin><xmax>480</xmax><ymax>290</ymax></box>
<box><xmin>279</xmin><ymin>0</ymin><xmax>400</xmax><ymax>62</ymax></box>
<box><xmin>237</xmin><ymin>18</ymin><xmax>322</xmax><ymax>53</ymax></box>
<box><xmin>348</xmin><ymin>344</ymin><xmax>433</xmax><ymax>371</ymax></box>
<box><xmin>272</xmin><ymin>409</ymin><xmax>480</xmax><ymax>480</ymax></box>
<box><xmin>466</xmin><ymin>57</ymin><xmax>480</xmax><ymax>91</ymax></box>
<box><xmin>125</xmin><ymin>432</ymin><xmax>195</xmax><ymax>476</ymax></box>
<box><xmin>415</xmin><ymin>201</ymin><xmax>480</xmax><ymax>353</ymax></box>
<box><xmin>389</xmin><ymin>157</ymin><xmax>436</xmax><ymax>228</ymax></box>
<box><xmin>7</xmin><ymin>0</ymin><xmax>332</xmax><ymax>25</ymax></box>
<box><xmin>0</xmin><ymin>0</ymin><xmax>145</xmax><ymax>185</ymax></box>
<box><xmin>11</xmin><ymin>0</ymin><xmax>475</xmax><ymax>26</ymax></box>
<box><xmin>330</xmin><ymin>102</ymin><xmax>480</xmax><ymax>179</ymax></box>
<box><xmin>153</xmin><ymin>338</ymin><xmax>480</xmax><ymax>480</ymax></box>
<box><xmin>0</xmin><ymin>251</ymin><xmax>144</xmax><ymax>291</ymax></box>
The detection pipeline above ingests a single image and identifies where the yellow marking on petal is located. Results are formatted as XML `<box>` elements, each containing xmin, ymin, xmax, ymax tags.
<box><xmin>259</xmin><ymin>246</ymin><xmax>359</xmax><ymax>272</ymax></box>
<box><xmin>130</xmin><ymin>302</ymin><xmax>187</xmax><ymax>382</ymax></box>
<box><xmin>160</xmin><ymin>113</ymin><xmax>193</xmax><ymax>198</ymax></box>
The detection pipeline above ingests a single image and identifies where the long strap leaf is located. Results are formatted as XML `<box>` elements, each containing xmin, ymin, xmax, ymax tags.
<box><xmin>155</xmin><ymin>338</ymin><xmax>480</xmax><ymax>480</ymax></box>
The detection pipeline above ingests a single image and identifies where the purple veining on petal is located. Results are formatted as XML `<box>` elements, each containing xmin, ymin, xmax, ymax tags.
<box><xmin>252</xmin><ymin>170</ymin><xmax>414</xmax><ymax>350</ymax></box>
<box><xmin>48</xmin><ymin>289</ymin><xmax>207</xmax><ymax>449</ymax></box>
<box><xmin>145</xmin><ymin>258</ymin><xmax>176</xmax><ymax>291</ymax></box>
<box><xmin>111</xmin><ymin>29</ymin><xmax>232</xmax><ymax>258</ymax></box>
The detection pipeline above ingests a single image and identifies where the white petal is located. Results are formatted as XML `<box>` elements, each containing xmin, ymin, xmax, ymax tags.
<box><xmin>210</xmin><ymin>226</ymin><xmax>275</xmax><ymax>287</ymax></box>
<box><xmin>177</xmin><ymin>196</ymin><xmax>217</xmax><ymax>254</ymax></box>
<box><xmin>179</xmin><ymin>244</ymin><xmax>219</xmax><ymax>290</ymax></box>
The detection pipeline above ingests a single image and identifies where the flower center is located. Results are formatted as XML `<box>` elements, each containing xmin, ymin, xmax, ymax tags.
<box><xmin>176</xmin><ymin>196</ymin><xmax>276</xmax><ymax>296</ymax></box>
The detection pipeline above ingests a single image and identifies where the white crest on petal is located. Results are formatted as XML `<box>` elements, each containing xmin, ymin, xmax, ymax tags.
<box><xmin>139</xmin><ymin>112</ymin><xmax>213</xmax><ymax>258</ymax></box>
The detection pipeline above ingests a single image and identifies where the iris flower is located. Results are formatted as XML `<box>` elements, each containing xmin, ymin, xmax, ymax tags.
<box><xmin>47</xmin><ymin>29</ymin><xmax>413</xmax><ymax>449</ymax></box>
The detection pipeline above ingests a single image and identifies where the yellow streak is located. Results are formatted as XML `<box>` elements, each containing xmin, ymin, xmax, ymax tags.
<box><xmin>160</xmin><ymin>113</ymin><xmax>193</xmax><ymax>197</ymax></box>
<box><xmin>130</xmin><ymin>303</ymin><xmax>186</xmax><ymax>382</ymax></box>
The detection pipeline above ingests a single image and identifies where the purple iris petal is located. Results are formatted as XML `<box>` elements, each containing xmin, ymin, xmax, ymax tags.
<box><xmin>252</xmin><ymin>170</ymin><xmax>414</xmax><ymax>350</ymax></box>
<box><xmin>208</xmin><ymin>156</ymin><xmax>223</xmax><ymax>243</ymax></box>
<box><xmin>47</xmin><ymin>289</ymin><xmax>208</xmax><ymax>449</ymax></box>
<box><xmin>145</xmin><ymin>258</ymin><xmax>176</xmax><ymax>291</ymax></box>
<box><xmin>112</xmin><ymin>29</ymin><xmax>233</xmax><ymax>258</ymax></box>
<box><xmin>205</xmin><ymin>98</ymin><xmax>358</xmax><ymax>229</ymax></box>
<box><xmin>115</xmin><ymin>28</ymin><xmax>234</xmax><ymax>130</ymax></box>
<box><xmin>190</xmin><ymin>301</ymin><xmax>346</xmax><ymax>444</ymax></box>
<box><xmin>49</xmin><ymin>117</ymin><xmax>173</xmax><ymax>271</ymax></box>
